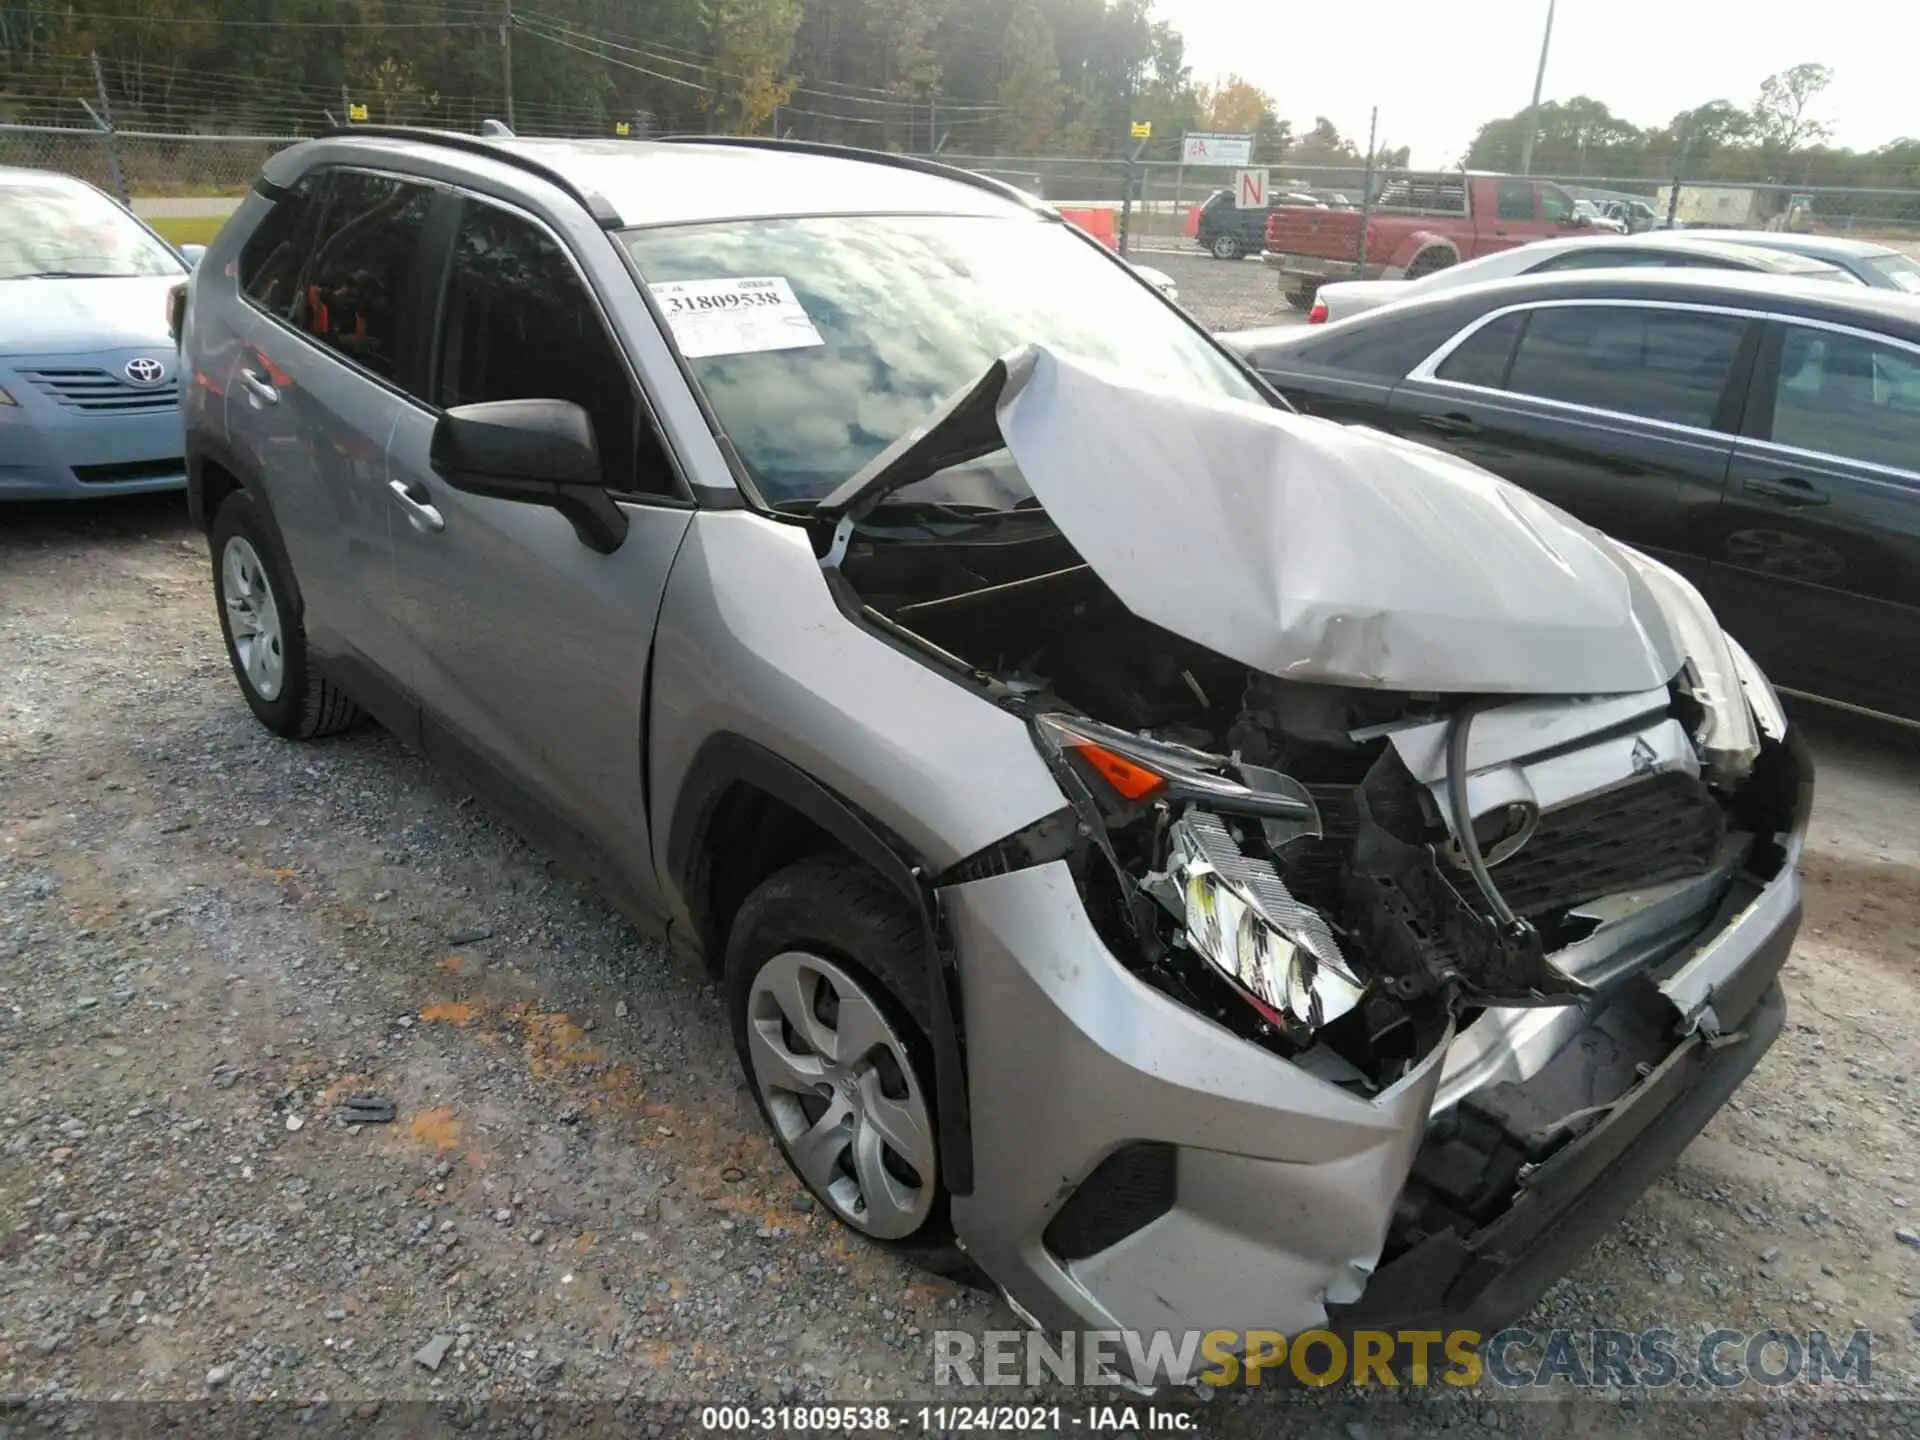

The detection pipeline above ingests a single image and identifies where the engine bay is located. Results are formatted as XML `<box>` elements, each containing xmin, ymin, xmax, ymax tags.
<box><xmin>837</xmin><ymin>520</ymin><xmax>1791</xmax><ymax>1099</ymax></box>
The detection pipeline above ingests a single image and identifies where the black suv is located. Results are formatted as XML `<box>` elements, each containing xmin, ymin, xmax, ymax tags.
<box><xmin>1194</xmin><ymin>188</ymin><xmax>1277</xmax><ymax>260</ymax></box>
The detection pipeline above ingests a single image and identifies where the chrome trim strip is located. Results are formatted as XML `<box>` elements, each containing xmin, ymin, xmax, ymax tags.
<box><xmin>1405</xmin><ymin>297</ymin><xmax>1920</xmax><ymax>476</ymax></box>
<box><xmin>1776</xmin><ymin>686</ymin><xmax>1920</xmax><ymax>732</ymax></box>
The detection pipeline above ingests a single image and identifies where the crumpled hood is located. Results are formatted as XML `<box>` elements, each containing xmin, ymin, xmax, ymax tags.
<box><xmin>0</xmin><ymin>276</ymin><xmax>180</xmax><ymax>357</ymax></box>
<box><xmin>998</xmin><ymin>347</ymin><xmax>1684</xmax><ymax>694</ymax></box>
<box><xmin>821</xmin><ymin>344</ymin><xmax>1687</xmax><ymax>696</ymax></box>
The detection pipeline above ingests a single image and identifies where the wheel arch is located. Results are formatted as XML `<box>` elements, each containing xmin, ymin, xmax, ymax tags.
<box><xmin>1386</xmin><ymin>232</ymin><xmax>1461</xmax><ymax>278</ymax></box>
<box><xmin>665</xmin><ymin>733</ymin><xmax>975</xmax><ymax>1194</ymax></box>
<box><xmin>188</xmin><ymin>438</ymin><xmax>305</xmax><ymax>617</ymax></box>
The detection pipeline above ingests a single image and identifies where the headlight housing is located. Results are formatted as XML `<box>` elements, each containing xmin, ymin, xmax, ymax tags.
<box><xmin>1163</xmin><ymin>809</ymin><xmax>1367</xmax><ymax>1038</ymax></box>
<box><xmin>1724</xmin><ymin>634</ymin><xmax>1787</xmax><ymax>742</ymax></box>
<box><xmin>1618</xmin><ymin>548</ymin><xmax>1760</xmax><ymax>780</ymax></box>
<box><xmin>1031</xmin><ymin>711</ymin><xmax>1365</xmax><ymax>1038</ymax></box>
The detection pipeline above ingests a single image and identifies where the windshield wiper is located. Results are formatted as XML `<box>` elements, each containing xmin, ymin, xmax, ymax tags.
<box><xmin>865</xmin><ymin>497</ymin><xmax>1042</xmax><ymax>523</ymax></box>
<box><xmin>14</xmin><ymin>269</ymin><xmax>122</xmax><ymax>279</ymax></box>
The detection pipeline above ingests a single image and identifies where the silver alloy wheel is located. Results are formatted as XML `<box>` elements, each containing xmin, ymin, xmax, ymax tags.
<box><xmin>221</xmin><ymin>535</ymin><xmax>286</xmax><ymax>702</ymax></box>
<box><xmin>745</xmin><ymin>951</ymin><xmax>936</xmax><ymax>1240</ymax></box>
<box><xmin>1211</xmin><ymin>234</ymin><xmax>1240</xmax><ymax>260</ymax></box>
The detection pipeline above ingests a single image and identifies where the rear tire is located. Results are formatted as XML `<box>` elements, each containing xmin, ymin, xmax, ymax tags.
<box><xmin>1404</xmin><ymin>248</ymin><xmax>1455</xmax><ymax>280</ymax></box>
<box><xmin>1210</xmin><ymin>234</ymin><xmax>1242</xmax><ymax>260</ymax></box>
<box><xmin>210</xmin><ymin>489</ymin><xmax>362</xmax><ymax>741</ymax></box>
<box><xmin>724</xmin><ymin>857</ymin><xmax>974</xmax><ymax>1278</ymax></box>
<box><xmin>1285</xmin><ymin>282</ymin><xmax>1321</xmax><ymax>311</ymax></box>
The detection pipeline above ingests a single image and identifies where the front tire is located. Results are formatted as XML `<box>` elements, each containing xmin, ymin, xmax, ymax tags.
<box><xmin>1209</xmin><ymin>233</ymin><xmax>1243</xmax><ymax>260</ymax></box>
<box><xmin>210</xmin><ymin>490</ymin><xmax>362</xmax><ymax>740</ymax></box>
<box><xmin>725</xmin><ymin>858</ymin><xmax>962</xmax><ymax>1267</ymax></box>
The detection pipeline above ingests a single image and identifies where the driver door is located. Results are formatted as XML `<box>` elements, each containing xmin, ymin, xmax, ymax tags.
<box><xmin>383</xmin><ymin>192</ymin><xmax>694</xmax><ymax>902</ymax></box>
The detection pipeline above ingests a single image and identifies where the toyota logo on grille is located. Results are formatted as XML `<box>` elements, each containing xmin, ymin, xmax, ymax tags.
<box><xmin>124</xmin><ymin>357</ymin><xmax>166</xmax><ymax>385</ymax></box>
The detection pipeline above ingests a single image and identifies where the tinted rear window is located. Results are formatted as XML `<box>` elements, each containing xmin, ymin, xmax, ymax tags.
<box><xmin>1502</xmin><ymin>305</ymin><xmax>1748</xmax><ymax>429</ymax></box>
<box><xmin>290</xmin><ymin>170</ymin><xmax>434</xmax><ymax>385</ymax></box>
<box><xmin>238</xmin><ymin>174</ymin><xmax>325</xmax><ymax>317</ymax></box>
<box><xmin>1771</xmin><ymin>325</ymin><xmax>1920</xmax><ymax>473</ymax></box>
<box><xmin>1285</xmin><ymin>305</ymin><xmax>1468</xmax><ymax>380</ymax></box>
<box><xmin>1436</xmin><ymin>312</ymin><xmax>1524</xmax><ymax>387</ymax></box>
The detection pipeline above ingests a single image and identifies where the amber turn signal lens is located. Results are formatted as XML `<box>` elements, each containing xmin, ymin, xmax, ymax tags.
<box><xmin>1072</xmin><ymin>742</ymin><xmax>1167</xmax><ymax>802</ymax></box>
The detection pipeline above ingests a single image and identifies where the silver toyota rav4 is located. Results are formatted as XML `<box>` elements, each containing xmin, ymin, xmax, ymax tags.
<box><xmin>179</xmin><ymin>128</ymin><xmax>1810</xmax><ymax>1362</ymax></box>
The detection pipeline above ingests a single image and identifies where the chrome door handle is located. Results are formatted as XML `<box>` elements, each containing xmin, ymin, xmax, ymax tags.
<box><xmin>238</xmin><ymin>367</ymin><xmax>278</xmax><ymax>406</ymax></box>
<box><xmin>1742</xmin><ymin>476</ymin><xmax>1829</xmax><ymax>507</ymax></box>
<box><xmin>388</xmin><ymin>478</ymin><xmax>445</xmax><ymax>533</ymax></box>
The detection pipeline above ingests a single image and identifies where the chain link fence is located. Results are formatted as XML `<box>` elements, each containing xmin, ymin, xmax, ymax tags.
<box><xmin>0</xmin><ymin>122</ymin><xmax>295</xmax><ymax>201</ymax></box>
<box><xmin>6</xmin><ymin>121</ymin><xmax>1916</xmax><ymax>259</ymax></box>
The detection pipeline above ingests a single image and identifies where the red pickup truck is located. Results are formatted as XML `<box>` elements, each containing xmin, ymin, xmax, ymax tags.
<box><xmin>1264</xmin><ymin>172</ymin><xmax>1590</xmax><ymax>309</ymax></box>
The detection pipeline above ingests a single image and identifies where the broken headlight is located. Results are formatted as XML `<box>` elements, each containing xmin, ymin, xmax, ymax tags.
<box><xmin>1156</xmin><ymin>810</ymin><xmax>1367</xmax><ymax>1039</ymax></box>
<box><xmin>1031</xmin><ymin>712</ymin><xmax>1366</xmax><ymax>1039</ymax></box>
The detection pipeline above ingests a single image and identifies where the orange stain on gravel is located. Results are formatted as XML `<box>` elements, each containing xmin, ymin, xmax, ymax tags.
<box><xmin>419</xmin><ymin>1000</ymin><xmax>478</xmax><ymax>1026</ymax></box>
<box><xmin>406</xmin><ymin>1107</ymin><xmax>464</xmax><ymax>1153</ymax></box>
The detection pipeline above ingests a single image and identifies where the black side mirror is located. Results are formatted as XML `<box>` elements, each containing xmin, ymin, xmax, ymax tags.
<box><xmin>430</xmin><ymin>399</ymin><xmax>628</xmax><ymax>554</ymax></box>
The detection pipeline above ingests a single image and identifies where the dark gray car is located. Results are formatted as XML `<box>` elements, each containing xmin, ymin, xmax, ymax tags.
<box><xmin>179</xmin><ymin>129</ymin><xmax>1809</xmax><ymax>1371</ymax></box>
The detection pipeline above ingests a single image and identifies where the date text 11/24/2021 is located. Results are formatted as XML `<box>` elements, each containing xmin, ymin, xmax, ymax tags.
<box><xmin>699</xmin><ymin>1405</ymin><xmax>1197</xmax><ymax>1432</ymax></box>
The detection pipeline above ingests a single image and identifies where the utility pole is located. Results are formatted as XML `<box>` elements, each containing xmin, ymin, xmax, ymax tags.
<box><xmin>1665</xmin><ymin>113</ymin><xmax>1693</xmax><ymax>229</ymax></box>
<box><xmin>1517</xmin><ymin>0</ymin><xmax>1556</xmax><ymax>176</ymax></box>
<box><xmin>85</xmin><ymin>50</ymin><xmax>127</xmax><ymax>205</ymax></box>
<box><xmin>501</xmin><ymin>0</ymin><xmax>516</xmax><ymax>132</ymax></box>
<box><xmin>1117</xmin><ymin>58</ymin><xmax>1141</xmax><ymax>257</ymax></box>
<box><xmin>1357</xmin><ymin>106</ymin><xmax>1379</xmax><ymax>273</ymax></box>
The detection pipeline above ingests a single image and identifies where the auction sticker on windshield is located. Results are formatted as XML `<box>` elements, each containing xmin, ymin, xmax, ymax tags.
<box><xmin>648</xmin><ymin>276</ymin><xmax>825</xmax><ymax>358</ymax></box>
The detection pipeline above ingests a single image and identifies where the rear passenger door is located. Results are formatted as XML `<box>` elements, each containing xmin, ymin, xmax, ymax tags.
<box><xmin>1712</xmin><ymin>321</ymin><xmax>1920</xmax><ymax>718</ymax></box>
<box><xmin>1387</xmin><ymin>301</ymin><xmax>1757</xmax><ymax>581</ymax></box>
<box><xmin>230</xmin><ymin>166</ymin><xmax>440</xmax><ymax>707</ymax></box>
<box><xmin>383</xmin><ymin>192</ymin><xmax>695</xmax><ymax>899</ymax></box>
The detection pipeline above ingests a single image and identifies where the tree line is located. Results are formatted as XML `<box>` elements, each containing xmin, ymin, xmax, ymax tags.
<box><xmin>2</xmin><ymin>6</ymin><xmax>1913</xmax><ymax>203</ymax></box>
<box><xmin>1464</xmin><ymin>63</ymin><xmax>1920</xmax><ymax>200</ymax></box>
<box><xmin>0</xmin><ymin>0</ymin><xmax>1204</xmax><ymax>154</ymax></box>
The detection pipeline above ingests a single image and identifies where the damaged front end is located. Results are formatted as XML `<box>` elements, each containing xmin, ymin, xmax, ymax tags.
<box><xmin>814</xmin><ymin>344</ymin><xmax>1808</xmax><ymax>1336</ymax></box>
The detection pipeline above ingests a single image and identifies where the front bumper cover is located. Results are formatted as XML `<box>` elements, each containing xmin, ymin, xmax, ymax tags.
<box><xmin>942</xmin><ymin>827</ymin><xmax>1800</xmax><ymax>1343</ymax></box>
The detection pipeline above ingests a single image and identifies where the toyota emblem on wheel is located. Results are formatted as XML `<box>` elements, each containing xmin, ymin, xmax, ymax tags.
<box><xmin>124</xmin><ymin>357</ymin><xmax>166</xmax><ymax>385</ymax></box>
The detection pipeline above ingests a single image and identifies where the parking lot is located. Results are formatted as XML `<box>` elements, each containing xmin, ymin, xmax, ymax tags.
<box><xmin>3</xmin><ymin>251</ymin><xmax>1920</xmax><ymax>1435</ymax></box>
<box><xmin>1138</xmin><ymin>248</ymin><xmax>1306</xmax><ymax>332</ymax></box>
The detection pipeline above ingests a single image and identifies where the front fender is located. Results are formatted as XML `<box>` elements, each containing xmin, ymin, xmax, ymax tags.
<box><xmin>649</xmin><ymin>512</ymin><xmax>1065</xmax><ymax>896</ymax></box>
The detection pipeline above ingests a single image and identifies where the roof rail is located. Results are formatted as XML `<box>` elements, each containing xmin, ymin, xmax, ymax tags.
<box><xmin>317</xmin><ymin>124</ymin><xmax>623</xmax><ymax>227</ymax></box>
<box><xmin>655</xmin><ymin>135</ymin><xmax>1056</xmax><ymax>218</ymax></box>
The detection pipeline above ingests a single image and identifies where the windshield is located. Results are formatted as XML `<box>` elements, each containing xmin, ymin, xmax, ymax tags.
<box><xmin>1864</xmin><ymin>252</ymin><xmax>1920</xmax><ymax>294</ymax></box>
<box><xmin>0</xmin><ymin>178</ymin><xmax>184</xmax><ymax>281</ymax></box>
<box><xmin>621</xmin><ymin>213</ymin><xmax>1262</xmax><ymax>506</ymax></box>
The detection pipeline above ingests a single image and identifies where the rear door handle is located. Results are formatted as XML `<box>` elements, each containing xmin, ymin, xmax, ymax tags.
<box><xmin>1419</xmin><ymin>412</ymin><xmax>1480</xmax><ymax>438</ymax></box>
<box><xmin>388</xmin><ymin>478</ymin><xmax>445</xmax><ymax>533</ymax></box>
<box><xmin>1741</xmin><ymin>476</ymin><xmax>1829</xmax><ymax>507</ymax></box>
<box><xmin>238</xmin><ymin>367</ymin><xmax>278</xmax><ymax>407</ymax></box>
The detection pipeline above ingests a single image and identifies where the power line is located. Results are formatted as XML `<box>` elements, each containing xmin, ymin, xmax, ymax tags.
<box><xmin>514</xmin><ymin>8</ymin><xmax>1007</xmax><ymax>113</ymax></box>
<box><xmin>0</xmin><ymin>5</ymin><xmax>496</xmax><ymax>28</ymax></box>
<box><xmin>511</xmin><ymin>21</ymin><xmax>713</xmax><ymax>94</ymax></box>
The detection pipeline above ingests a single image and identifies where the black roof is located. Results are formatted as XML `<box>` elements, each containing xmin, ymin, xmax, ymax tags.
<box><xmin>1355</xmin><ymin>266</ymin><xmax>1920</xmax><ymax>345</ymax></box>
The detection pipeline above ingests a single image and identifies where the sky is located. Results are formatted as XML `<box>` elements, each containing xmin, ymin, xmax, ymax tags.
<box><xmin>1158</xmin><ymin>0</ymin><xmax>1912</xmax><ymax>165</ymax></box>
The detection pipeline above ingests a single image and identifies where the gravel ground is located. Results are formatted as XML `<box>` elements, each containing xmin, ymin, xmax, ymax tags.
<box><xmin>4</xmin><ymin>470</ymin><xmax>1919</xmax><ymax>1437</ymax></box>
<box><xmin>1135</xmin><ymin>247</ymin><xmax>1303</xmax><ymax>333</ymax></box>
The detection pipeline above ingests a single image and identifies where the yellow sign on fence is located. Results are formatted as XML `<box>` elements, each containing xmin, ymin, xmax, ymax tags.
<box><xmin>1130</xmin><ymin>121</ymin><xmax>1152</xmax><ymax>140</ymax></box>
<box><xmin>348</xmin><ymin>102</ymin><xmax>369</xmax><ymax>122</ymax></box>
